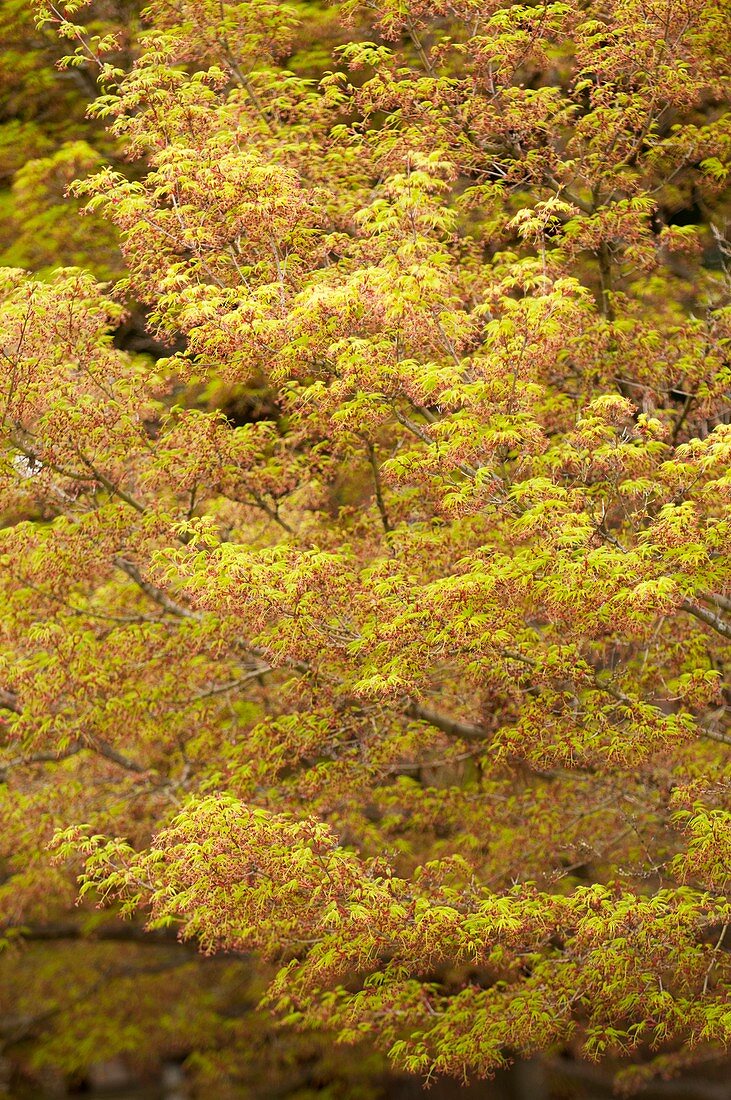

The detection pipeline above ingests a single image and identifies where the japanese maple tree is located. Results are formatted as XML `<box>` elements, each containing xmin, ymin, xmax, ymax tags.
<box><xmin>1</xmin><ymin>0</ymin><xmax>731</xmax><ymax>1093</ymax></box>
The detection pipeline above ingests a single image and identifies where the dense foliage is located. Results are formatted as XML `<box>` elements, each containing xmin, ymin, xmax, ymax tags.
<box><xmin>1</xmin><ymin>0</ymin><xmax>731</xmax><ymax>1093</ymax></box>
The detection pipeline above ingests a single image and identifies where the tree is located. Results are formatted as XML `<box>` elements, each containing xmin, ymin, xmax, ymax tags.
<box><xmin>1</xmin><ymin>0</ymin><xmax>731</xmax><ymax>1093</ymax></box>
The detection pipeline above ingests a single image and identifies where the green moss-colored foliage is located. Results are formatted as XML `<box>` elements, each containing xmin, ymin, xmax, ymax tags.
<box><xmin>0</xmin><ymin>0</ymin><xmax>136</xmax><ymax>274</ymax></box>
<box><xmin>1</xmin><ymin>141</ymin><xmax>118</xmax><ymax>275</ymax></box>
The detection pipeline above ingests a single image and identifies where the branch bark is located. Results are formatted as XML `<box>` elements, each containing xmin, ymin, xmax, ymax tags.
<box><xmin>682</xmin><ymin>599</ymin><xmax>731</xmax><ymax>640</ymax></box>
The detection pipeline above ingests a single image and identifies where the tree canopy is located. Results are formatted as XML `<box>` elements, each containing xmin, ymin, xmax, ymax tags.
<box><xmin>1</xmin><ymin>0</ymin><xmax>731</xmax><ymax>1094</ymax></box>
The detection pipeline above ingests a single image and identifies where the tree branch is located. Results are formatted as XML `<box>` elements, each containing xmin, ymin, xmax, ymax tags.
<box><xmin>113</xmin><ymin>557</ymin><xmax>201</xmax><ymax>620</ymax></box>
<box><xmin>0</xmin><ymin>745</ymin><xmax>83</xmax><ymax>780</ymax></box>
<box><xmin>87</xmin><ymin>736</ymin><xmax>146</xmax><ymax>774</ymax></box>
<box><xmin>365</xmin><ymin>439</ymin><xmax>392</xmax><ymax>533</ymax></box>
<box><xmin>2</xmin><ymin>921</ymin><xmax>186</xmax><ymax>947</ymax></box>
<box><xmin>406</xmin><ymin>701</ymin><xmax>486</xmax><ymax>742</ymax></box>
<box><xmin>682</xmin><ymin>599</ymin><xmax>731</xmax><ymax>640</ymax></box>
<box><xmin>702</xmin><ymin>591</ymin><xmax>731</xmax><ymax>615</ymax></box>
<box><xmin>0</xmin><ymin>689</ymin><xmax>20</xmax><ymax>715</ymax></box>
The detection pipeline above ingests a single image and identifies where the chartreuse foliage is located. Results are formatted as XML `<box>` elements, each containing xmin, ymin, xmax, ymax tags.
<box><xmin>1</xmin><ymin>0</ymin><xmax>731</xmax><ymax>1093</ymax></box>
